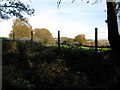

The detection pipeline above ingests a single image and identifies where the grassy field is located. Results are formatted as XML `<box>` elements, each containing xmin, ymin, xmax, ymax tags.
<box><xmin>49</xmin><ymin>44</ymin><xmax>112</xmax><ymax>51</ymax></box>
<box><xmin>81</xmin><ymin>46</ymin><xmax>111</xmax><ymax>51</ymax></box>
<box><xmin>2</xmin><ymin>40</ymin><xmax>120</xmax><ymax>88</ymax></box>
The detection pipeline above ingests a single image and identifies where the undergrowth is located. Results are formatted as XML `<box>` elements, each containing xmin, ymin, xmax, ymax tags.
<box><xmin>2</xmin><ymin>40</ymin><xmax>120</xmax><ymax>88</ymax></box>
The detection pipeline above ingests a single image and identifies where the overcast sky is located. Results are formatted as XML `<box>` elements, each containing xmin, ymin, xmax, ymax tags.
<box><xmin>0</xmin><ymin>0</ymin><xmax>120</xmax><ymax>40</ymax></box>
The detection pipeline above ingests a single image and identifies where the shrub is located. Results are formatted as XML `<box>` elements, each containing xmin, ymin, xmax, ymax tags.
<box><xmin>2</xmin><ymin>40</ymin><xmax>120</xmax><ymax>88</ymax></box>
<box><xmin>11</xmin><ymin>78</ymin><xmax>31</xmax><ymax>88</ymax></box>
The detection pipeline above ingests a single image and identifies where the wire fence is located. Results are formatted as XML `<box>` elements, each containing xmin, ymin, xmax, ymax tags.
<box><xmin>54</xmin><ymin>31</ymin><xmax>108</xmax><ymax>40</ymax></box>
<box><xmin>1</xmin><ymin>27</ymin><xmax>111</xmax><ymax>51</ymax></box>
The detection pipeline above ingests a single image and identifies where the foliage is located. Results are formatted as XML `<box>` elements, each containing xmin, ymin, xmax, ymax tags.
<box><xmin>60</xmin><ymin>37</ymin><xmax>69</xmax><ymax>43</ymax></box>
<box><xmin>9</xmin><ymin>20</ymin><xmax>55</xmax><ymax>45</ymax></box>
<box><xmin>2</xmin><ymin>40</ymin><xmax>120</xmax><ymax>88</ymax></box>
<box><xmin>0</xmin><ymin>0</ymin><xmax>34</xmax><ymax>20</ymax></box>
<box><xmin>74</xmin><ymin>34</ymin><xmax>87</xmax><ymax>45</ymax></box>
<box><xmin>60</xmin><ymin>37</ymin><xmax>75</xmax><ymax>45</ymax></box>
<box><xmin>34</xmin><ymin>28</ymin><xmax>54</xmax><ymax>45</ymax></box>
<box><xmin>56</xmin><ymin>35</ymin><xmax>87</xmax><ymax>46</ymax></box>
<box><xmin>11</xmin><ymin>78</ymin><xmax>31</xmax><ymax>88</ymax></box>
<box><xmin>9</xmin><ymin>18</ymin><xmax>32</xmax><ymax>40</ymax></box>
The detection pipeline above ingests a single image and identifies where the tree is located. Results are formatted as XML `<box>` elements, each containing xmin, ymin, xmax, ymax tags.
<box><xmin>106</xmin><ymin>0</ymin><xmax>120</xmax><ymax>53</ymax></box>
<box><xmin>60</xmin><ymin>37</ymin><xmax>69</xmax><ymax>43</ymax></box>
<box><xmin>74</xmin><ymin>34</ymin><xmax>86</xmax><ymax>45</ymax></box>
<box><xmin>9</xmin><ymin>18</ymin><xmax>32</xmax><ymax>40</ymax></box>
<box><xmin>34</xmin><ymin>28</ymin><xmax>54</xmax><ymax>45</ymax></box>
<box><xmin>0</xmin><ymin>0</ymin><xmax>34</xmax><ymax>20</ymax></box>
<box><xmin>60</xmin><ymin>37</ymin><xmax>75</xmax><ymax>45</ymax></box>
<box><xmin>57</xmin><ymin>0</ymin><xmax>120</xmax><ymax>53</ymax></box>
<box><xmin>66</xmin><ymin>38</ymin><xmax>75</xmax><ymax>45</ymax></box>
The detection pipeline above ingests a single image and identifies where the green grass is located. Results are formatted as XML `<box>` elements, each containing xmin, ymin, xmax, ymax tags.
<box><xmin>81</xmin><ymin>46</ymin><xmax>90</xmax><ymax>50</ymax></box>
<box><xmin>81</xmin><ymin>46</ymin><xmax>112</xmax><ymax>51</ymax></box>
<box><xmin>52</xmin><ymin>45</ymin><xmax>112</xmax><ymax>51</ymax></box>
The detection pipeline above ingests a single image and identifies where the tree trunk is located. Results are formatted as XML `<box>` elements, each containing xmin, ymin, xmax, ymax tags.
<box><xmin>106</xmin><ymin>0</ymin><xmax>120</xmax><ymax>53</ymax></box>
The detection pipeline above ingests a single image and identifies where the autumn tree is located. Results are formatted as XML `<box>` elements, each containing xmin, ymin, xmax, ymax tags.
<box><xmin>74</xmin><ymin>34</ymin><xmax>86</xmax><ymax>45</ymax></box>
<box><xmin>66</xmin><ymin>38</ymin><xmax>75</xmax><ymax>45</ymax></box>
<box><xmin>0</xmin><ymin>0</ymin><xmax>34</xmax><ymax>20</ymax></box>
<box><xmin>34</xmin><ymin>28</ymin><xmax>54</xmax><ymax>45</ymax></box>
<box><xmin>9</xmin><ymin>18</ymin><xmax>32</xmax><ymax>40</ymax></box>
<box><xmin>60</xmin><ymin>37</ymin><xmax>69</xmax><ymax>43</ymax></box>
<box><xmin>61</xmin><ymin>37</ymin><xmax>75</xmax><ymax>45</ymax></box>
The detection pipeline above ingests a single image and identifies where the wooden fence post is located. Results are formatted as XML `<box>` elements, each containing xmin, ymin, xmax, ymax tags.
<box><xmin>31</xmin><ymin>31</ymin><xmax>33</xmax><ymax>42</ymax></box>
<box><xmin>13</xmin><ymin>32</ymin><xmax>15</xmax><ymax>40</ymax></box>
<box><xmin>95</xmin><ymin>28</ymin><xmax>98</xmax><ymax>52</ymax></box>
<box><xmin>58</xmin><ymin>31</ymin><xmax>60</xmax><ymax>48</ymax></box>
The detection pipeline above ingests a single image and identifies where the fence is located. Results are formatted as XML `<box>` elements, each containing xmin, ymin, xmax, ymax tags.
<box><xmin>57</xmin><ymin>28</ymin><xmax>99</xmax><ymax>51</ymax></box>
<box><xmin>10</xmin><ymin>28</ymin><xmax>110</xmax><ymax>51</ymax></box>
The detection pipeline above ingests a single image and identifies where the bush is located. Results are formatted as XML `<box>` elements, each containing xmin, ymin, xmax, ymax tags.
<box><xmin>11</xmin><ymin>78</ymin><xmax>31</xmax><ymax>88</ymax></box>
<box><xmin>2</xmin><ymin>40</ymin><xmax>120</xmax><ymax>88</ymax></box>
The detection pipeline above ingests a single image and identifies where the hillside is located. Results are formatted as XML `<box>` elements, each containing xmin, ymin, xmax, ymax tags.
<box><xmin>2</xmin><ymin>39</ymin><xmax>120</xmax><ymax>88</ymax></box>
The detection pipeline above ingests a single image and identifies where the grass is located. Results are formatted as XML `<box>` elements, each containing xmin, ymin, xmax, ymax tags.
<box><xmin>52</xmin><ymin>44</ymin><xmax>112</xmax><ymax>51</ymax></box>
<box><xmin>2</xmin><ymin>40</ymin><xmax>120</xmax><ymax>88</ymax></box>
<box><xmin>81</xmin><ymin>46</ymin><xmax>112</xmax><ymax>51</ymax></box>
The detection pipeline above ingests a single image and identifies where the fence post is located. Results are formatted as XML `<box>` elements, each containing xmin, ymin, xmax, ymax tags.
<box><xmin>95</xmin><ymin>28</ymin><xmax>98</xmax><ymax>52</ymax></box>
<box><xmin>31</xmin><ymin>31</ymin><xmax>33</xmax><ymax>42</ymax></box>
<box><xmin>13</xmin><ymin>32</ymin><xmax>15</xmax><ymax>40</ymax></box>
<box><xmin>58</xmin><ymin>31</ymin><xmax>60</xmax><ymax>48</ymax></box>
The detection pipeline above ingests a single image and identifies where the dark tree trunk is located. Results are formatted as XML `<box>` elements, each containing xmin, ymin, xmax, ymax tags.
<box><xmin>106</xmin><ymin>0</ymin><xmax>120</xmax><ymax>53</ymax></box>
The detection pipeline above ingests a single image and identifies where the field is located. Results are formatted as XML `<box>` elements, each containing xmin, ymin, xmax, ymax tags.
<box><xmin>48</xmin><ymin>44</ymin><xmax>112</xmax><ymax>51</ymax></box>
<box><xmin>2</xmin><ymin>40</ymin><xmax>120</xmax><ymax>88</ymax></box>
<box><xmin>81</xmin><ymin>46</ymin><xmax>111</xmax><ymax>51</ymax></box>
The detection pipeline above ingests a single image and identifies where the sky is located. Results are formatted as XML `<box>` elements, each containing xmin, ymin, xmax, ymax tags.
<box><xmin>0</xmin><ymin>0</ymin><xmax>120</xmax><ymax>40</ymax></box>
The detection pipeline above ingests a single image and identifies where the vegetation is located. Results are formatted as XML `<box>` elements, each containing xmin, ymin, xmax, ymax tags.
<box><xmin>55</xmin><ymin>37</ymin><xmax>110</xmax><ymax>47</ymax></box>
<box><xmin>0</xmin><ymin>0</ymin><xmax>34</xmax><ymax>20</ymax></box>
<box><xmin>1</xmin><ymin>0</ymin><xmax>120</xmax><ymax>89</ymax></box>
<box><xmin>9</xmin><ymin>18</ymin><xmax>32</xmax><ymax>40</ymax></box>
<box><xmin>2</xmin><ymin>40</ymin><xmax>120</xmax><ymax>88</ymax></box>
<box><xmin>34</xmin><ymin>28</ymin><xmax>55</xmax><ymax>45</ymax></box>
<box><xmin>106</xmin><ymin>0</ymin><xmax>120</xmax><ymax>53</ymax></box>
<box><xmin>58</xmin><ymin>36</ymin><xmax>86</xmax><ymax>46</ymax></box>
<box><xmin>9</xmin><ymin>19</ymin><xmax>55</xmax><ymax>45</ymax></box>
<box><xmin>74</xmin><ymin>34</ymin><xmax>86</xmax><ymax>45</ymax></box>
<box><xmin>8</xmin><ymin>18</ymin><xmax>110</xmax><ymax>46</ymax></box>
